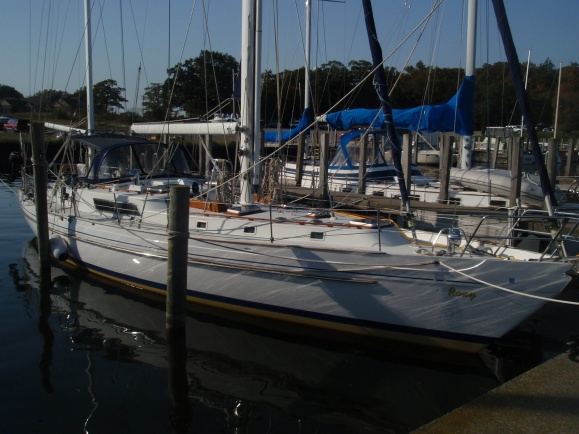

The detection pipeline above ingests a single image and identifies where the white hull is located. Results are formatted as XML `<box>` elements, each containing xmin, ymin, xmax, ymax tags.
<box><xmin>19</xmin><ymin>167</ymin><xmax>572</xmax><ymax>352</ymax></box>
<box><xmin>285</xmin><ymin>162</ymin><xmax>517</xmax><ymax>208</ymax></box>
<box><xmin>415</xmin><ymin>151</ymin><xmax>458</xmax><ymax>166</ymax></box>
<box><xmin>450</xmin><ymin>168</ymin><xmax>549</xmax><ymax>207</ymax></box>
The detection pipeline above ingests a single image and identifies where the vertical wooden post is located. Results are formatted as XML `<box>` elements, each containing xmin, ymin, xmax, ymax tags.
<box><xmin>318</xmin><ymin>131</ymin><xmax>329</xmax><ymax>202</ymax></box>
<box><xmin>565</xmin><ymin>138</ymin><xmax>575</xmax><ymax>177</ymax></box>
<box><xmin>30</xmin><ymin>122</ymin><xmax>50</xmax><ymax>272</ymax></box>
<box><xmin>438</xmin><ymin>135</ymin><xmax>453</xmax><ymax>204</ymax></box>
<box><xmin>166</xmin><ymin>185</ymin><xmax>190</xmax><ymax>332</ymax></box>
<box><xmin>295</xmin><ymin>132</ymin><xmax>305</xmax><ymax>186</ymax></box>
<box><xmin>204</xmin><ymin>134</ymin><xmax>213</xmax><ymax>179</ymax></box>
<box><xmin>402</xmin><ymin>134</ymin><xmax>412</xmax><ymax>196</ymax></box>
<box><xmin>547</xmin><ymin>138</ymin><xmax>559</xmax><ymax>191</ymax></box>
<box><xmin>506</xmin><ymin>137</ymin><xmax>512</xmax><ymax>170</ymax></box>
<box><xmin>490</xmin><ymin>138</ymin><xmax>499</xmax><ymax>169</ymax></box>
<box><xmin>509</xmin><ymin>137</ymin><xmax>523</xmax><ymax>207</ymax></box>
<box><xmin>358</xmin><ymin>134</ymin><xmax>367</xmax><ymax>194</ymax></box>
<box><xmin>412</xmin><ymin>132</ymin><xmax>418</xmax><ymax>165</ymax></box>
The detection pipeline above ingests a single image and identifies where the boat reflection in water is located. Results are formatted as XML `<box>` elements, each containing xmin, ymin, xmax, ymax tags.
<box><xmin>19</xmin><ymin>240</ymin><xmax>572</xmax><ymax>434</ymax></box>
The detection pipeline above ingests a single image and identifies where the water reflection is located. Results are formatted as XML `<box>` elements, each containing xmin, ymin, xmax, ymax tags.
<box><xmin>167</xmin><ymin>328</ymin><xmax>192</xmax><ymax>433</ymax></box>
<box><xmin>14</xmin><ymin>240</ymin><xmax>576</xmax><ymax>433</ymax></box>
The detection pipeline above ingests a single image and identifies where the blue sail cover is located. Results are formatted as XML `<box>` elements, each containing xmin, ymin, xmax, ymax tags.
<box><xmin>324</xmin><ymin>75</ymin><xmax>474</xmax><ymax>136</ymax></box>
<box><xmin>263</xmin><ymin>108</ymin><xmax>311</xmax><ymax>142</ymax></box>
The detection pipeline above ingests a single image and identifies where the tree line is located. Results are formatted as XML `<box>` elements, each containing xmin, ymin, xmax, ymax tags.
<box><xmin>2</xmin><ymin>50</ymin><xmax>577</xmax><ymax>134</ymax></box>
<box><xmin>143</xmin><ymin>51</ymin><xmax>578</xmax><ymax>134</ymax></box>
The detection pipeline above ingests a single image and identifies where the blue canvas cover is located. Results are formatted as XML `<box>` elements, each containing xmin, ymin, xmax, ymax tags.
<box><xmin>324</xmin><ymin>75</ymin><xmax>474</xmax><ymax>136</ymax></box>
<box><xmin>264</xmin><ymin>108</ymin><xmax>311</xmax><ymax>142</ymax></box>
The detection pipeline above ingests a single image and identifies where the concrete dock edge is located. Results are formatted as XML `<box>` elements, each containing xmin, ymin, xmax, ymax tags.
<box><xmin>412</xmin><ymin>352</ymin><xmax>579</xmax><ymax>433</ymax></box>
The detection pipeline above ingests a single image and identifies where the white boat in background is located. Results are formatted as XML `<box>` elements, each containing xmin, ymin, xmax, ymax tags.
<box><xmin>449</xmin><ymin>167</ymin><xmax>558</xmax><ymax>208</ymax></box>
<box><xmin>17</xmin><ymin>0</ymin><xmax>577</xmax><ymax>353</ymax></box>
<box><xmin>282</xmin><ymin>129</ymin><xmax>430</xmax><ymax>191</ymax></box>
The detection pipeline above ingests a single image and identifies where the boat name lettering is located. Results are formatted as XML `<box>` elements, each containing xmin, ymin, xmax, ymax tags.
<box><xmin>448</xmin><ymin>287</ymin><xmax>476</xmax><ymax>301</ymax></box>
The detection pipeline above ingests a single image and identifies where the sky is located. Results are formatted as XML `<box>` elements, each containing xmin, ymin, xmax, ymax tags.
<box><xmin>1</xmin><ymin>0</ymin><xmax>577</xmax><ymax>112</ymax></box>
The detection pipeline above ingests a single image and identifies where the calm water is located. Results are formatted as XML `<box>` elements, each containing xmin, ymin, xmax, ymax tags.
<box><xmin>1</xmin><ymin>177</ymin><xmax>576</xmax><ymax>434</ymax></box>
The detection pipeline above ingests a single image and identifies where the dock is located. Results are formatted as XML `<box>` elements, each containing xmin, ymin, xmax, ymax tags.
<box><xmin>283</xmin><ymin>185</ymin><xmax>509</xmax><ymax>216</ymax></box>
<box><xmin>412</xmin><ymin>351</ymin><xmax>579</xmax><ymax>433</ymax></box>
<box><xmin>282</xmin><ymin>184</ymin><xmax>513</xmax><ymax>235</ymax></box>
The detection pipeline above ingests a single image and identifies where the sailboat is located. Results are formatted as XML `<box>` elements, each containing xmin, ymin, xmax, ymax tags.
<box><xmin>299</xmin><ymin>2</ymin><xmax>568</xmax><ymax>211</ymax></box>
<box><xmin>18</xmin><ymin>0</ymin><xmax>575</xmax><ymax>353</ymax></box>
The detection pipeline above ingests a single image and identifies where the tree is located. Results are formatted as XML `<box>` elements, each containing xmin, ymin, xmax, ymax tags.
<box><xmin>0</xmin><ymin>84</ymin><xmax>23</xmax><ymax>99</ymax></box>
<box><xmin>168</xmin><ymin>50</ymin><xmax>239</xmax><ymax>117</ymax></box>
<box><xmin>313</xmin><ymin>60</ymin><xmax>348</xmax><ymax>113</ymax></box>
<box><xmin>93</xmin><ymin>79</ymin><xmax>127</xmax><ymax>113</ymax></box>
<box><xmin>142</xmin><ymin>83</ymin><xmax>169</xmax><ymax>120</ymax></box>
<box><xmin>32</xmin><ymin>89</ymin><xmax>65</xmax><ymax>111</ymax></box>
<box><xmin>347</xmin><ymin>60</ymin><xmax>376</xmax><ymax>108</ymax></box>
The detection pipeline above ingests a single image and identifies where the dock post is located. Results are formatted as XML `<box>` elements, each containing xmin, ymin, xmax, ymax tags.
<box><xmin>204</xmin><ymin>134</ymin><xmax>213</xmax><ymax>179</ymax></box>
<box><xmin>412</xmin><ymin>132</ymin><xmax>419</xmax><ymax>165</ymax></box>
<box><xmin>358</xmin><ymin>134</ymin><xmax>367</xmax><ymax>193</ymax></box>
<box><xmin>295</xmin><ymin>131</ymin><xmax>305</xmax><ymax>186</ymax></box>
<box><xmin>402</xmin><ymin>134</ymin><xmax>412</xmax><ymax>196</ymax></box>
<box><xmin>490</xmin><ymin>138</ymin><xmax>500</xmax><ymax>169</ymax></box>
<box><xmin>565</xmin><ymin>138</ymin><xmax>575</xmax><ymax>177</ymax></box>
<box><xmin>166</xmin><ymin>185</ymin><xmax>190</xmax><ymax>332</ymax></box>
<box><xmin>30</xmin><ymin>122</ymin><xmax>51</xmax><ymax>273</ymax></box>
<box><xmin>166</xmin><ymin>185</ymin><xmax>192</xmax><ymax>430</ymax></box>
<box><xmin>438</xmin><ymin>135</ymin><xmax>453</xmax><ymax>203</ymax></box>
<box><xmin>547</xmin><ymin>138</ymin><xmax>559</xmax><ymax>191</ymax></box>
<box><xmin>509</xmin><ymin>137</ymin><xmax>523</xmax><ymax>208</ymax></box>
<box><xmin>318</xmin><ymin>131</ymin><xmax>329</xmax><ymax>202</ymax></box>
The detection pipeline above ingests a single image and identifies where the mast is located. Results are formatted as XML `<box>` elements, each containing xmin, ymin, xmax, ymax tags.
<box><xmin>239</xmin><ymin>0</ymin><xmax>257</xmax><ymax>207</ymax></box>
<box><xmin>460</xmin><ymin>0</ymin><xmax>477</xmax><ymax>169</ymax></box>
<box><xmin>361</xmin><ymin>0</ymin><xmax>414</xmax><ymax>225</ymax></box>
<box><xmin>84</xmin><ymin>0</ymin><xmax>94</xmax><ymax>134</ymax></box>
<box><xmin>304</xmin><ymin>0</ymin><xmax>311</xmax><ymax>116</ymax></box>
<box><xmin>554</xmin><ymin>61</ymin><xmax>562</xmax><ymax>140</ymax></box>
<box><xmin>520</xmin><ymin>49</ymin><xmax>531</xmax><ymax>134</ymax></box>
<box><xmin>252</xmin><ymin>0</ymin><xmax>263</xmax><ymax>190</ymax></box>
<box><xmin>361</xmin><ymin>0</ymin><xmax>417</xmax><ymax>242</ymax></box>
<box><xmin>491</xmin><ymin>0</ymin><xmax>557</xmax><ymax>211</ymax></box>
<box><xmin>293</xmin><ymin>0</ymin><xmax>312</xmax><ymax>186</ymax></box>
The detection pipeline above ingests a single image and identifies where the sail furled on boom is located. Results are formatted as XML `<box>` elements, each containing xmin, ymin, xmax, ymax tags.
<box><xmin>323</xmin><ymin>75</ymin><xmax>474</xmax><ymax>136</ymax></box>
<box><xmin>491</xmin><ymin>0</ymin><xmax>557</xmax><ymax>208</ymax></box>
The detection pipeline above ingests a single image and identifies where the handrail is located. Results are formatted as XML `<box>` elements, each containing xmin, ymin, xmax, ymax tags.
<box><xmin>459</xmin><ymin>209</ymin><xmax>579</xmax><ymax>262</ymax></box>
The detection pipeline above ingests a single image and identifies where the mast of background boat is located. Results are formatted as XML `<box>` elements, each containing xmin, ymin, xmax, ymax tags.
<box><xmin>84</xmin><ymin>0</ymin><xmax>94</xmax><ymax>135</ymax></box>
<box><xmin>361</xmin><ymin>0</ymin><xmax>415</xmax><ymax>240</ymax></box>
<box><xmin>491</xmin><ymin>0</ymin><xmax>557</xmax><ymax>213</ymax></box>
<box><xmin>519</xmin><ymin>50</ymin><xmax>531</xmax><ymax>136</ymax></box>
<box><xmin>252</xmin><ymin>0</ymin><xmax>263</xmax><ymax>191</ymax></box>
<box><xmin>294</xmin><ymin>0</ymin><xmax>312</xmax><ymax>186</ymax></box>
<box><xmin>239</xmin><ymin>0</ymin><xmax>258</xmax><ymax>208</ymax></box>
<box><xmin>554</xmin><ymin>61</ymin><xmax>562</xmax><ymax>140</ymax></box>
<box><xmin>460</xmin><ymin>0</ymin><xmax>477</xmax><ymax>169</ymax></box>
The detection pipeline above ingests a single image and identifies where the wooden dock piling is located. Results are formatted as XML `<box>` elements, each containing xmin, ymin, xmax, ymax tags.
<box><xmin>166</xmin><ymin>185</ymin><xmax>191</xmax><ymax>331</ymax></box>
<box><xmin>30</xmin><ymin>122</ymin><xmax>50</xmax><ymax>273</ymax></box>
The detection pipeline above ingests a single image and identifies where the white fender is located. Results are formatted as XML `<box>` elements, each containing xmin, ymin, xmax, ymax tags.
<box><xmin>49</xmin><ymin>236</ymin><xmax>69</xmax><ymax>261</ymax></box>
